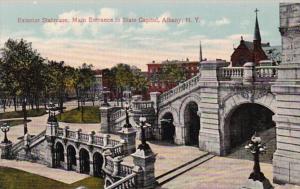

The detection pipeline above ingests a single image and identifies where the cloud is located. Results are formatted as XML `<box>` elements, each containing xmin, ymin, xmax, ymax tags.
<box><xmin>42</xmin><ymin>8</ymin><xmax>118</xmax><ymax>36</ymax></box>
<box><xmin>209</xmin><ymin>17</ymin><xmax>231</xmax><ymax>27</ymax></box>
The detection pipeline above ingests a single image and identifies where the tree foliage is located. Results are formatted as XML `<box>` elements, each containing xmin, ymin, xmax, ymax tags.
<box><xmin>0</xmin><ymin>38</ymin><xmax>95</xmax><ymax>112</ymax></box>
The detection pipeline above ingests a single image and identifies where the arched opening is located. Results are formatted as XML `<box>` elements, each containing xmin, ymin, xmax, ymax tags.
<box><xmin>55</xmin><ymin>142</ymin><xmax>64</xmax><ymax>168</ymax></box>
<box><xmin>160</xmin><ymin>112</ymin><xmax>175</xmax><ymax>143</ymax></box>
<box><xmin>184</xmin><ymin>102</ymin><xmax>200</xmax><ymax>146</ymax></box>
<box><xmin>93</xmin><ymin>152</ymin><xmax>104</xmax><ymax>177</ymax></box>
<box><xmin>67</xmin><ymin>145</ymin><xmax>77</xmax><ymax>171</ymax></box>
<box><xmin>226</xmin><ymin>103</ymin><xmax>276</xmax><ymax>163</ymax></box>
<box><xmin>79</xmin><ymin>148</ymin><xmax>90</xmax><ymax>174</ymax></box>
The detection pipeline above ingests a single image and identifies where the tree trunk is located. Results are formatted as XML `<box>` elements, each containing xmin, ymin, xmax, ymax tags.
<box><xmin>13</xmin><ymin>96</ymin><xmax>17</xmax><ymax>111</ymax></box>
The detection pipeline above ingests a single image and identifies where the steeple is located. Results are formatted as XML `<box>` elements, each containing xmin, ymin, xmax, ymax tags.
<box><xmin>254</xmin><ymin>8</ymin><xmax>261</xmax><ymax>42</ymax></box>
<box><xmin>199</xmin><ymin>41</ymin><xmax>203</xmax><ymax>62</ymax></box>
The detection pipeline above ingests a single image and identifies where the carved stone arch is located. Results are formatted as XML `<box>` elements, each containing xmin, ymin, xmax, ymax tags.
<box><xmin>158</xmin><ymin>106</ymin><xmax>179</xmax><ymax>125</ymax></box>
<box><xmin>219</xmin><ymin>93</ymin><xmax>276</xmax><ymax>155</ymax></box>
<box><xmin>54</xmin><ymin>140</ymin><xmax>65</xmax><ymax>167</ymax></box>
<box><xmin>178</xmin><ymin>93</ymin><xmax>201</xmax><ymax>124</ymax></box>
<box><xmin>221</xmin><ymin>93</ymin><xmax>276</xmax><ymax>121</ymax></box>
<box><xmin>66</xmin><ymin>143</ymin><xmax>78</xmax><ymax>154</ymax></box>
<box><xmin>79</xmin><ymin>147</ymin><xmax>91</xmax><ymax>174</ymax></box>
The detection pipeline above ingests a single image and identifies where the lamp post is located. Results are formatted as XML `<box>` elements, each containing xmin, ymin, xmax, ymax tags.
<box><xmin>138</xmin><ymin>116</ymin><xmax>150</xmax><ymax>150</ymax></box>
<box><xmin>1</xmin><ymin>123</ymin><xmax>10</xmax><ymax>144</ymax></box>
<box><xmin>244</xmin><ymin>132</ymin><xmax>267</xmax><ymax>181</ymax></box>
<box><xmin>22</xmin><ymin>98</ymin><xmax>28</xmax><ymax>135</ymax></box>
<box><xmin>102</xmin><ymin>91</ymin><xmax>110</xmax><ymax>106</ymax></box>
<box><xmin>46</xmin><ymin>102</ymin><xmax>58</xmax><ymax>123</ymax></box>
<box><xmin>124</xmin><ymin>103</ymin><xmax>132</xmax><ymax>128</ymax></box>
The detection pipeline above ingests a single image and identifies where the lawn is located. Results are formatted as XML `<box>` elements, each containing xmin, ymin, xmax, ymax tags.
<box><xmin>0</xmin><ymin>109</ymin><xmax>47</xmax><ymax>119</ymax></box>
<box><xmin>0</xmin><ymin>167</ymin><xmax>104</xmax><ymax>189</ymax></box>
<box><xmin>57</xmin><ymin>106</ymin><xmax>101</xmax><ymax>123</ymax></box>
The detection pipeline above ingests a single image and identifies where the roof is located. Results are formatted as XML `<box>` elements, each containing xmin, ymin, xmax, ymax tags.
<box><xmin>262</xmin><ymin>45</ymin><xmax>282</xmax><ymax>61</ymax></box>
<box><xmin>243</xmin><ymin>41</ymin><xmax>270</xmax><ymax>50</ymax></box>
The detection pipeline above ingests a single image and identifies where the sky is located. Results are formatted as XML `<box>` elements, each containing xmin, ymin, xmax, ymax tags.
<box><xmin>0</xmin><ymin>0</ymin><xmax>288</xmax><ymax>71</ymax></box>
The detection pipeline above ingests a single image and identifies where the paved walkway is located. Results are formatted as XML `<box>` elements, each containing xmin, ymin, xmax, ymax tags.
<box><xmin>158</xmin><ymin>156</ymin><xmax>299</xmax><ymax>189</ymax></box>
<box><xmin>0</xmin><ymin>159</ymin><xmax>89</xmax><ymax>184</ymax></box>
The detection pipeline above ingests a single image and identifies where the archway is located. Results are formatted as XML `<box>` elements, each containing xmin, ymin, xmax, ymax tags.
<box><xmin>93</xmin><ymin>152</ymin><xmax>104</xmax><ymax>177</ymax></box>
<box><xmin>160</xmin><ymin>112</ymin><xmax>175</xmax><ymax>142</ymax></box>
<box><xmin>79</xmin><ymin>148</ymin><xmax>90</xmax><ymax>174</ymax></box>
<box><xmin>183</xmin><ymin>102</ymin><xmax>200</xmax><ymax>146</ymax></box>
<box><xmin>55</xmin><ymin>142</ymin><xmax>64</xmax><ymax>168</ymax></box>
<box><xmin>225</xmin><ymin>103</ymin><xmax>276</xmax><ymax>163</ymax></box>
<box><xmin>67</xmin><ymin>145</ymin><xmax>76</xmax><ymax>170</ymax></box>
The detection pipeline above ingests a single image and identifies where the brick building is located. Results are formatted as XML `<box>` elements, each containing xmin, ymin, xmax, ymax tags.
<box><xmin>231</xmin><ymin>10</ymin><xmax>269</xmax><ymax>67</ymax></box>
<box><xmin>147</xmin><ymin>59</ymin><xmax>200</xmax><ymax>93</ymax></box>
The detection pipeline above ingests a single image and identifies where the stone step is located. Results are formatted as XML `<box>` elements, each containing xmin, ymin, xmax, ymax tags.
<box><xmin>156</xmin><ymin>153</ymin><xmax>215</xmax><ymax>186</ymax></box>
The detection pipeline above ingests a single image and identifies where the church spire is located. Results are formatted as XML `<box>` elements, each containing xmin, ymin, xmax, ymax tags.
<box><xmin>199</xmin><ymin>41</ymin><xmax>203</xmax><ymax>62</ymax></box>
<box><xmin>254</xmin><ymin>8</ymin><xmax>261</xmax><ymax>42</ymax></box>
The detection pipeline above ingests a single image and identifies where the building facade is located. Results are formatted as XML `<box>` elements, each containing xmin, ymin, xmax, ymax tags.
<box><xmin>231</xmin><ymin>10</ymin><xmax>270</xmax><ymax>67</ymax></box>
<box><xmin>147</xmin><ymin>59</ymin><xmax>200</xmax><ymax>93</ymax></box>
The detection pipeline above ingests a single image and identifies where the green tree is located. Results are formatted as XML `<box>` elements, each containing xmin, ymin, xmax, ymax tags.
<box><xmin>159</xmin><ymin>64</ymin><xmax>187</xmax><ymax>85</ymax></box>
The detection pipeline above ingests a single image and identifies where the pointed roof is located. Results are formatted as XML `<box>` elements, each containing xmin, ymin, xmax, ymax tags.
<box><xmin>254</xmin><ymin>8</ymin><xmax>261</xmax><ymax>41</ymax></box>
<box><xmin>199</xmin><ymin>41</ymin><xmax>203</xmax><ymax>62</ymax></box>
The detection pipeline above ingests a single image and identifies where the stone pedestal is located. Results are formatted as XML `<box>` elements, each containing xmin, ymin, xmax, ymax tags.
<box><xmin>243</xmin><ymin>62</ymin><xmax>255</xmax><ymax>84</ymax></box>
<box><xmin>100</xmin><ymin>106</ymin><xmax>113</xmax><ymax>133</ymax></box>
<box><xmin>131</xmin><ymin>147</ymin><xmax>157</xmax><ymax>189</ymax></box>
<box><xmin>150</xmin><ymin>92</ymin><xmax>160</xmax><ymax>113</ymax></box>
<box><xmin>240</xmin><ymin>179</ymin><xmax>273</xmax><ymax>189</ymax></box>
<box><xmin>0</xmin><ymin>142</ymin><xmax>12</xmax><ymax>159</ymax></box>
<box><xmin>118</xmin><ymin>127</ymin><xmax>137</xmax><ymax>154</ymax></box>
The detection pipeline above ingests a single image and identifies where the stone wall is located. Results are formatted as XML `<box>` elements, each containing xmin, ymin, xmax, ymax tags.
<box><xmin>16</xmin><ymin>139</ymin><xmax>48</xmax><ymax>165</ymax></box>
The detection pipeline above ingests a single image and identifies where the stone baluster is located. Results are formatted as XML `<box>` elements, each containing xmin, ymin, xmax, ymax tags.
<box><xmin>76</xmin><ymin>129</ymin><xmax>82</xmax><ymax>142</ymax></box>
<box><xmin>112</xmin><ymin>156</ymin><xmax>123</xmax><ymax>176</ymax></box>
<box><xmin>88</xmin><ymin>131</ymin><xmax>95</xmax><ymax>145</ymax></box>
<box><xmin>63</xmin><ymin>126</ymin><xmax>69</xmax><ymax>139</ymax></box>
<box><xmin>103</xmin><ymin>134</ymin><xmax>110</xmax><ymax>147</ymax></box>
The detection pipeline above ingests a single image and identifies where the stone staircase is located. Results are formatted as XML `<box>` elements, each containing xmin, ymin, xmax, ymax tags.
<box><xmin>11</xmin><ymin>130</ymin><xmax>46</xmax><ymax>156</ymax></box>
<box><xmin>156</xmin><ymin>152</ymin><xmax>215</xmax><ymax>186</ymax></box>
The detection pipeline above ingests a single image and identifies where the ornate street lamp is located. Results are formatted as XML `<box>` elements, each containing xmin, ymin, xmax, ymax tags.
<box><xmin>138</xmin><ymin>116</ymin><xmax>151</xmax><ymax>151</ymax></box>
<box><xmin>123</xmin><ymin>103</ymin><xmax>132</xmax><ymax>128</ymax></box>
<box><xmin>1</xmin><ymin>123</ymin><xmax>11</xmax><ymax>144</ymax></box>
<box><xmin>46</xmin><ymin>102</ymin><xmax>58</xmax><ymax>123</ymax></box>
<box><xmin>102</xmin><ymin>91</ymin><xmax>110</xmax><ymax>106</ymax></box>
<box><xmin>245</xmin><ymin>132</ymin><xmax>267</xmax><ymax>181</ymax></box>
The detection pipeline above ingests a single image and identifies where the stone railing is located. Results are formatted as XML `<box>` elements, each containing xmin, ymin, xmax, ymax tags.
<box><xmin>108</xmin><ymin>139</ymin><xmax>121</xmax><ymax>146</ymax></box>
<box><xmin>110</xmin><ymin>144</ymin><xmax>124</xmax><ymax>157</ymax></box>
<box><xmin>79</xmin><ymin>133</ymin><xmax>89</xmax><ymax>143</ymax></box>
<box><xmin>29</xmin><ymin>130</ymin><xmax>46</xmax><ymax>145</ymax></box>
<box><xmin>57</xmin><ymin>128</ymin><xmax>63</xmax><ymax>137</ymax></box>
<box><xmin>119</xmin><ymin>164</ymin><xmax>133</xmax><ymax>177</ymax></box>
<box><xmin>67</xmin><ymin>130</ymin><xmax>77</xmax><ymax>139</ymax></box>
<box><xmin>131</xmin><ymin>101</ymin><xmax>154</xmax><ymax>111</ymax></box>
<box><xmin>158</xmin><ymin>74</ymin><xmax>201</xmax><ymax>105</ymax></box>
<box><xmin>104</xmin><ymin>156</ymin><xmax>114</xmax><ymax>174</ymax></box>
<box><xmin>11</xmin><ymin>139</ymin><xmax>24</xmax><ymax>154</ymax></box>
<box><xmin>255</xmin><ymin>66</ymin><xmax>278</xmax><ymax>80</ymax></box>
<box><xmin>94</xmin><ymin>135</ymin><xmax>104</xmax><ymax>146</ymax></box>
<box><xmin>105</xmin><ymin>173</ymin><xmax>137</xmax><ymax>189</ymax></box>
<box><xmin>56</xmin><ymin>128</ymin><xmax>122</xmax><ymax>149</ymax></box>
<box><xmin>217</xmin><ymin>67</ymin><xmax>244</xmax><ymax>80</ymax></box>
<box><xmin>111</xmin><ymin>109</ymin><xmax>126</xmax><ymax>122</ymax></box>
